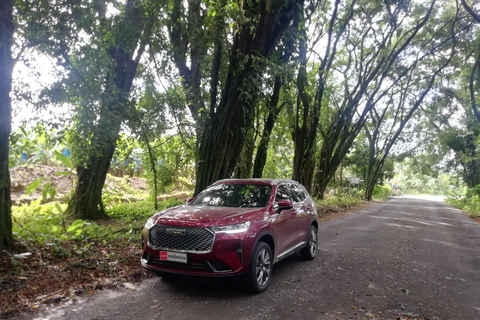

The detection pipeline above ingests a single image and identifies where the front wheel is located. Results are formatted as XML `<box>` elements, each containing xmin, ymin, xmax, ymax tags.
<box><xmin>246</xmin><ymin>242</ymin><xmax>272</xmax><ymax>293</ymax></box>
<box><xmin>300</xmin><ymin>225</ymin><xmax>318</xmax><ymax>260</ymax></box>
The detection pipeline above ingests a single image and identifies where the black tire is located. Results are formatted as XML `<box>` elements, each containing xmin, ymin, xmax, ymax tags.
<box><xmin>300</xmin><ymin>225</ymin><xmax>318</xmax><ymax>260</ymax></box>
<box><xmin>246</xmin><ymin>242</ymin><xmax>273</xmax><ymax>293</ymax></box>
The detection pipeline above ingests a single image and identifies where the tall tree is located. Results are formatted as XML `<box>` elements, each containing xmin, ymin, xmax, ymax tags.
<box><xmin>67</xmin><ymin>0</ymin><xmax>161</xmax><ymax>219</ymax></box>
<box><xmin>459</xmin><ymin>0</ymin><xmax>480</xmax><ymax>123</ymax></box>
<box><xmin>364</xmin><ymin>58</ymin><xmax>452</xmax><ymax>200</ymax></box>
<box><xmin>194</xmin><ymin>0</ymin><xmax>302</xmax><ymax>194</ymax></box>
<box><xmin>18</xmin><ymin>0</ymin><xmax>162</xmax><ymax>219</ymax></box>
<box><xmin>310</xmin><ymin>0</ymin><xmax>438</xmax><ymax>199</ymax></box>
<box><xmin>363</xmin><ymin>6</ymin><xmax>458</xmax><ymax>200</ymax></box>
<box><xmin>292</xmin><ymin>0</ymin><xmax>334</xmax><ymax>191</ymax></box>
<box><xmin>0</xmin><ymin>0</ymin><xmax>15</xmax><ymax>250</ymax></box>
<box><xmin>251</xmin><ymin>18</ymin><xmax>299</xmax><ymax>178</ymax></box>
<box><xmin>419</xmin><ymin>0</ymin><xmax>480</xmax><ymax>188</ymax></box>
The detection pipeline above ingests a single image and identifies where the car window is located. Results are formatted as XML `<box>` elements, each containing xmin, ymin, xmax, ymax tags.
<box><xmin>290</xmin><ymin>183</ymin><xmax>307</xmax><ymax>204</ymax></box>
<box><xmin>191</xmin><ymin>184</ymin><xmax>271</xmax><ymax>207</ymax></box>
<box><xmin>275</xmin><ymin>184</ymin><xmax>292</xmax><ymax>203</ymax></box>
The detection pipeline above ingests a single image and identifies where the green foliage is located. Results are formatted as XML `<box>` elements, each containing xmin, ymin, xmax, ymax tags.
<box><xmin>24</xmin><ymin>177</ymin><xmax>58</xmax><ymax>201</ymax></box>
<box><xmin>25</xmin><ymin>179</ymin><xmax>42</xmax><ymax>195</ymax></box>
<box><xmin>110</xmin><ymin>135</ymin><xmax>144</xmax><ymax>177</ymax></box>
<box><xmin>11</xmin><ymin>198</ymin><xmax>173</xmax><ymax>249</ymax></box>
<box><xmin>12</xmin><ymin>200</ymin><xmax>68</xmax><ymax>245</ymax></box>
<box><xmin>107</xmin><ymin>198</ymin><xmax>184</xmax><ymax>222</ymax></box>
<box><xmin>262</xmin><ymin>104</ymin><xmax>294</xmax><ymax>179</ymax></box>
<box><xmin>9</xmin><ymin>124</ymin><xmax>69</xmax><ymax>168</ymax></box>
<box><xmin>372</xmin><ymin>185</ymin><xmax>392</xmax><ymax>200</ymax></box>
<box><xmin>392</xmin><ymin>159</ymin><xmax>459</xmax><ymax>196</ymax></box>
<box><xmin>141</xmin><ymin>135</ymin><xmax>195</xmax><ymax>197</ymax></box>
<box><xmin>101</xmin><ymin>174</ymin><xmax>149</xmax><ymax>207</ymax></box>
<box><xmin>315</xmin><ymin>195</ymin><xmax>364</xmax><ymax>214</ymax></box>
<box><xmin>446</xmin><ymin>185</ymin><xmax>480</xmax><ymax>218</ymax></box>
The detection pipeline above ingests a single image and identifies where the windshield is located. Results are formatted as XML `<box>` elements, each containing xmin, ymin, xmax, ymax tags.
<box><xmin>191</xmin><ymin>184</ymin><xmax>272</xmax><ymax>208</ymax></box>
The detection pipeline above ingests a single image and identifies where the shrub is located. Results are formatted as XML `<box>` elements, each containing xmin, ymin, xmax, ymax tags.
<box><xmin>446</xmin><ymin>185</ymin><xmax>480</xmax><ymax>218</ymax></box>
<box><xmin>372</xmin><ymin>184</ymin><xmax>392</xmax><ymax>200</ymax></box>
<box><xmin>107</xmin><ymin>198</ymin><xmax>184</xmax><ymax>222</ymax></box>
<box><xmin>315</xmin><ymin>194</ymin><xmax>364</xmax><ymax>213</ymax></box>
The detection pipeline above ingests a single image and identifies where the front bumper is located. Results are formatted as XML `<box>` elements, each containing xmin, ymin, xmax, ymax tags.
<box><xmin>141</xmin><ymin>229</ymin><xmax>249</xmax><ymax>276</ymax></box>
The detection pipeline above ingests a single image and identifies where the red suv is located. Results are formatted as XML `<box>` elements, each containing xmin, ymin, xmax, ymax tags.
<box><xmin>141</xmin><ymin>179</ymin><xmax>318</xmax><ymax>293</ymax></box>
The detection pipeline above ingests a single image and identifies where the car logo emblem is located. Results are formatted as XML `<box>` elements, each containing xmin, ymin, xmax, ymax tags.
<box><xmin>165</xmin><ymin>228</ymin><xmax>186</xmax><ymax>236</ymax></box>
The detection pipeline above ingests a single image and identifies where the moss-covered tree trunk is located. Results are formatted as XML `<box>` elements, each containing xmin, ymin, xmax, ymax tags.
<box><xmin>0</xmin><ymin>0</ymin><xmax>16</xmax><ymax>250</ymax></box>
<box><xmin>67</xmin><ymin>127</ymin><xmax>119</xmax><ymax>219</ymax></box>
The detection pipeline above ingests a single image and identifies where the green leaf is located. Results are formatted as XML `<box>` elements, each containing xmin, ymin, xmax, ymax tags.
<box><xmin>54</xmin><ymin>151</ymin><xmax>73</xmax><ymax>169</ymax></box>
<box><xmin>51</xmin><ymin>226</ymin><xmax>59</xmax><ymax>233</ymax></box>
<box><xmin>26</xmin><ymin>179</ymin><xmax>42</xmax><ymax>195</ymax></box>
<box><xmin>67</xmin><ymin>219</ymin><xmax>85</xmax><ymax>232</ymax></box>
<box><xmin>55</xmin><ymin>203</ymin><xmax>63</xmax><ymax>214</ymax></box>
<box><xmin>42</xmin><ymin>183</ymin><xmax>52</xmax><ymax>201</ymax></box>
<box><xmin>55</xmin><ymin>171</ymin><xmax>71</xmax><ymax>176</ymax></box>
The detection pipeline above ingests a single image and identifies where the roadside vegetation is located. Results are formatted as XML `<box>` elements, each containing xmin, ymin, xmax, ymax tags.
<box><xmin>446</xmin><ymin>186</ymin><xmax>480</xmax><ymax>219</ymax></box>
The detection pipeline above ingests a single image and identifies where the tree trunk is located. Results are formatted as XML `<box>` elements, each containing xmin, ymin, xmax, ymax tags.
<box><xmin>194</xmin><ymin>0</ymin><xmax>300</xmax><ymax>195</ymax></box>
<box><xmin>68</xmin><ymin>139</ymin><xmax>116</xmax><ymax>219</ymax></box>
<box><xmin>292</xmin><ymin>8</ymin><xmax>318</xmax><ymax>192</ymax></box>
<box><xmin>364</xmin><ymin>163</ymin><xmax>382</xmax><ymax>201</ymax></box>
<box><xmin>0</xmin><ymin>0</ymin><xmax>16</xmax><ymax>250</ymax></box>
<box><xmin>252</xmin><ymin>76</ymin><xmax>284</xmax><ymax>178</ymax></box>
<box><xmin>235</xmin><ymin>128</ymin><xmax>255</xmax><ymax>178</ymax></box>
<box><xmin>313</xmin><ymin>143</ymin><xmax>341</xmax><ymax>199</ymax></box>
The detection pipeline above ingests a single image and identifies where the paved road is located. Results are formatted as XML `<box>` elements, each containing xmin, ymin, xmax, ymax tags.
<box><xmin>13</xmin><ymin>197</ymin><xmax>480</xmax><ymax>320</ymax></box>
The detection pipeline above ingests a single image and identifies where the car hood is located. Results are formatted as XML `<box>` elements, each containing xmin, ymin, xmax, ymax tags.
<box><xmin>152</xmin><ymin>205</ymin><xmax>267</xmax><ymax>227</ymax></box>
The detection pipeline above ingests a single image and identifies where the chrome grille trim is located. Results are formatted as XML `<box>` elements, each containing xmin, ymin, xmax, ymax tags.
<box><xmin>148</xmin><ymin>225</ymin><xmax>215</xmax><ymax>253</ymax></box>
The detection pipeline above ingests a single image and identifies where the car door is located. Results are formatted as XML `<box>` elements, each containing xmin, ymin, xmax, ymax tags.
<box><xmin>290</xmin><ymin>182</ymin><xmax>313</xmax><ymax>242</ymax></box>
<box><xmin>271</xmin><ymin>183</ymin><xmax>299</xmax><ymax>258</ymax></box>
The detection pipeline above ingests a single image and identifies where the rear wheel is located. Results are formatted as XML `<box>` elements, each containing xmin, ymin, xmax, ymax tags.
<box><xmin>246</xmin><ymin>242</ymin><xmax>272</xmax><ymax>293</ymax></box>
<box><xmin>300</xmin><ymin>225</ymin><xmax>317</xmax><ymax>260</ymax></box>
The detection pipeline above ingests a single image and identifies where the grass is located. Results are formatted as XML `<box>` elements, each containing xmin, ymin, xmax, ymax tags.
<box><xmin>315</xmin><ymin>195</ymin><xmax>366</xmax><ymax>214</ymax></box>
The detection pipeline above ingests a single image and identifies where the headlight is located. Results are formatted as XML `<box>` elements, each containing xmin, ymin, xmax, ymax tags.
<box><xmin>211</xmin><ymin>221</ymin><xmax>251</xmax><ymax>234</ymax></box>
<box><xmin>144</xmin><ymin>217</ymin><xmax>155</xmax><ymax>230</ymax></box>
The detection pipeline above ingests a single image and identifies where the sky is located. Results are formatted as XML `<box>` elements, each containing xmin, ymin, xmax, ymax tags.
<box><xmin>12</xmin><ymin>48</ymin><xmax>72</xmax><ymax>131</ymax></box>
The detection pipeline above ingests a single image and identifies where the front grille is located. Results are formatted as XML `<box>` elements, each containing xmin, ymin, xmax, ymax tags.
<box><xmin>148</xmin><ymin>225</ymin><xmax>215</xmax><ymax>253</ymax></box>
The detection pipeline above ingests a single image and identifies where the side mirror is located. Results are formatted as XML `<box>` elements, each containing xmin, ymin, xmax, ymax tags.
<box><xmin>277</xmin><ymin>200</ymin><xmax>293</xmax><ymax>213</ymax></box>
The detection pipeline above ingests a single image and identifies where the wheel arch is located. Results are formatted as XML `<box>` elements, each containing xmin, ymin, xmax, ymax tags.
<box><xmin>254</xmin><ymin>231</ymin><xmax>275</xmax><ymax>258</ymax></box>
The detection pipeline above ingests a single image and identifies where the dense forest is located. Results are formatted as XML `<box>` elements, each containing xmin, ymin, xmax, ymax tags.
<box><xmin>0</xmin><ymin>0</ymin><xmax>479</xmax><ymax>253</ymax></box>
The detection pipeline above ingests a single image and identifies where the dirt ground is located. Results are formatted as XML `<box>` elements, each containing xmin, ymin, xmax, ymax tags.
<box><xmin>10</xmin><ymin>165</ymin><xmax>149</xmax><ymax>204</ymax></box>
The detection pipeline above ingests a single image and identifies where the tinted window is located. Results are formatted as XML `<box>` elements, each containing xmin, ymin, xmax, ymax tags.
<box><xmin>275</xmin><ymin>184</ymin><xmax>292</xmax><ymax>203</ymax></box>
<box><xmin>191</xmin><ymin>184</ymin><xmax>271</xmax><ymax>208</ymax></box>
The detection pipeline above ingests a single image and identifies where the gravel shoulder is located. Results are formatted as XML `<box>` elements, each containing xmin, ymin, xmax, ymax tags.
<box><xmin>6</xmin><ymin>196</ymin><xmax>480</xmax><ymax>320</ymax></box>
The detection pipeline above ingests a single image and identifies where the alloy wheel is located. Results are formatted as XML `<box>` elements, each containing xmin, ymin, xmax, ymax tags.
<box><xmin>309</xmin><ymin>228</ymin><xmax>317</xmax><ymax>257</ymax></box>
<box><xmin>255</xmin><ymin>248</ymin><xmax>271</xmax><ymax>287</ymax></box>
